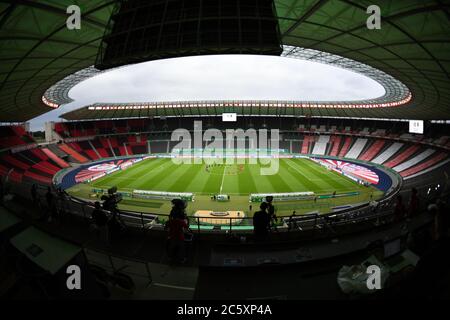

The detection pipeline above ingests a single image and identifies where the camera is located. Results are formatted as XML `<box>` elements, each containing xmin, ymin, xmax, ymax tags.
<box><xmin>101</xmin><ymin>186</ymin><xmax>122</xmax><ymax>212</ymax></box>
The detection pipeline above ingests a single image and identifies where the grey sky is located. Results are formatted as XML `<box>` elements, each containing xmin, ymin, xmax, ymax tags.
<box><xmin>30</xmin><ymin>55</ymin><xmax>385</xmax><ymax>131</ymax></box>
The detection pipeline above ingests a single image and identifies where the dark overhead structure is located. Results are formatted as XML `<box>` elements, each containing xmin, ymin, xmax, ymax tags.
<box><xmin>95</xmin><ymin>0</ymin><xmax>282</xmax><ymax>69</ymax></box>
<box><xmin>0</xmin><ymin>1</ymin><xmax>450</xmax><ymax>122</ymax></box>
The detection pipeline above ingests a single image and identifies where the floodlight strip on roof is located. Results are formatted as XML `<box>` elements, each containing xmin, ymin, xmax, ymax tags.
<box><xmin>84</xmin><ymin>94</ymin><xmax>412</xmax><ymax>111</ymax></box>
<box><xmin>44</xmin><ymin>45</ymin><xmax>412</xmax><ymax>110</ymax></box>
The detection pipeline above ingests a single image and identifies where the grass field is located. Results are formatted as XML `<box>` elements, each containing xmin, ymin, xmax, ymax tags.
<box><xmin>67</xmin><ymin>157</ymin><xmax>383</xmax><ymax>218</ymax></box>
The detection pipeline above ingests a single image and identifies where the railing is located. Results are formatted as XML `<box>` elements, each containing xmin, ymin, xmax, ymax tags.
<box><xmin>83</xmin><ymin>247</ymin><xmax>153</xmax><ymax>288</ymax></box>
<box><xmin>3</xmin><ymin>175</ymin><xmax>447</xmax><ymax>238</ymax></box>
<box><xmin>47</xmin><ymin>192</ymin><xmax>399</xmax><ymax>236</ymax></box>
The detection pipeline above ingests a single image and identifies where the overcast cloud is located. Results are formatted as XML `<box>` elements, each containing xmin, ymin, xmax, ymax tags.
<box><xmin>30</xmin><ymin>55</ymin><xmax>385</xmax><ymax>131</ymax></box>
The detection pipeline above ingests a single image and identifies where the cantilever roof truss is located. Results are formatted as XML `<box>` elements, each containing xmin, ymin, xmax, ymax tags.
<box><xmin>1</xmin><ymin>0</ymin><xmax>449</xmax><ymax>122</ymax></box>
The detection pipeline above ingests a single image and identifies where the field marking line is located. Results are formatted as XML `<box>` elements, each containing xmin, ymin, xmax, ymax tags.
<box><xmin>92</xmin><ymin>158</ymin><xmax>159</xmax><ymax>185</ymax></box>
<box><xmin>283</xmin><ymin>159</ymin><xmax>313</xmax><ymax>185</ymax></box>
<box><xmin>219</xmin><ymin>165</ymin><xmax>226</xmax><ymax>193</ymax></box>
<box><xmin>288</xmin><ymin>158</ymin><xmax>351</xmax><ymax>190</ymax></box>
<box><xmin>129</xmin><ymin>160</ymin><xmax>173</xmax><ymax>189</ymax></box>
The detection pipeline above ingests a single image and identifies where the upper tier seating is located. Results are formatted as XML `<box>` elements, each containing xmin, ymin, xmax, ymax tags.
<box><xmin>301</xmin><ymin>135</ymin><xmax>312</xmax><ymax>154</ymax></box>
<box><xmin>311</xmin><ymin>135</ymin><xmax>330</xmax><ymax>155</ymax></box>
<box><xmin>55</xmin><ymin>119</ymin><xmax>152</xmax><ymax>138</ymax></box>
<box><xmin>150</xmin><ymin>141</ymin><xmax>169</xmax><ymax>154</ymax></box>
<box><xmin>44</xmin><ymin>121</ymin><xmax>450</xmax><ymax>180</ymax></box>
<box><xmin>359</xmin><ymin>139</ymin><xmax>385</xmax><ymax>161</ymax></box>
<box><xmin>345</xmin><ymin>138</ymin><xmax>368</xmax><ymax>159</ymax></box>
<box><xmin>372</xmin><ymin>142</ymin><xmax>404</xmax><ymax>164</ymax></box>
<box><xmin>329</xmin><ymin>135</ymin><xmax>342</xmax><ymax>157</ymax></box>
<box><xmin>392</xmin><ymin>149</ymin><xmax>435</xmax><ymax>172</ymax></box>
<box><xmin>400</xmin><ymin>152</ymin><xmax>448</xmax><ymax>177</ymax></box>
<box><xmin>338</xmin><ymin>137</ymin><xmax>352</xmax><ymax>157</ymax></box>
<box><xmin>384</xmin><ymin>145</ymin><xmax>421</xmax><ymax>168</ymax></box>
<box><xmin>73</xmin><ymin>141</ymin><xmax>99</xmax><ymax>160</ymax></box>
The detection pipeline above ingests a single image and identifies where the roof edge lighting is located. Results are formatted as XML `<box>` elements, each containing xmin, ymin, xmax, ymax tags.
<box><xmin>42</xmin><ymin>96</ymin><xmax>59</xmax><ymax>109</ymax></box>
<box><xmin>45</xmin><ymin>45</ymin><xmax>412</xmax><ymax>112</ymax></box>
<box><xmin>83</xmin><ymin>95</ymin><xmax>412</xmax><ymax>112</ymax></box>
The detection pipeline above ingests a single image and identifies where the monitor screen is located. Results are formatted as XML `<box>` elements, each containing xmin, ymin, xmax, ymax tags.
<box><xmin>222</xmin><ymin>113</ymin><xmax>237</xmax><ymax>122</ymax></box>
<box><xmin>409</xmin><ymin>120</ymin><xmax>424</xmax><ymax>134</ymax></box>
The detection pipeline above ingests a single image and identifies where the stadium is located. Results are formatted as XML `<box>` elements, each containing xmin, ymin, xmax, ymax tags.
<box><xmin>1</xmin><ymin>0</ymin><xmax>450</xmax><ymax>302</ymax></box>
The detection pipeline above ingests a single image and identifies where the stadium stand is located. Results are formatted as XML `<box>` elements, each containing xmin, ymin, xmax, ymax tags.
<box><xmin>58</xmin><ymin>144</ymin><xmax>89</xmax><ymax>163</ymax></box>
<box><xmin>359</xmin><ymin>139</ymin><xmax>385</xmax><ymax>161</ymax></box>
<box><xmin>128</xmin><ymin>135</ymin><xmax>149</xmax><ymax>155</ymax></box>
<box><xmin>301</xmin><ymin>135</ymin><xmax>312</xmax><ymax>154</ymax></box>
<box><xmin>1</xmin><ymin>154</ymin><xmax>29</xmax><ymax>171</ymax></box>
<box><xmin>345</xmin><ymin>138</ymin><xmax>368</xmax><ymax>159</ymax></box>
<box><xmin>329</xmin><ymin>135</ymin><xmax>342</xmax><ymax>157</ymax></box>
<box><xmin>338</xmin><ymin>137</ymin><xmax>352</xmax><ymax>157</ymax></box>
<box><xmin>6</xmin><ymin>119</ymin><xmax>450</xmax><ymax>189</ymax></box>
<box><xmin>0</xmin><ymin>146</ymin><xmax>66</xmax><ymax>185</ymax></box>
<box><xmin>41</xmin><ymin>148</ymin><xmax>70</xmax><ymax>168</ymax></box>
<box><xmin>384</xmin><ymin>144</ymin><xmax>421</xmax><ymax>168</ymax></box>
<box><xmin>400</xmin><ymin>152</ymin><xmax>448</xmax><ymax>177</ymax></box>
<box><xmin>108</xmin><ymin>136</ymin><xmax>118</xmax><ymax>155</ymax></box>
<box><xmin>372</xmin><ymin>142</ymin><xmax>404</xmax><ymax>164</ymax></box>
<box><xmin>392</xmin><ymin>148</ymin><xmax>436</xmax><ymax>172</ymax></box>
<box><xmin>0</xmin><ymin>125</ymin><xmax>34</xmax><ymax>149</ymax></box>
<box><xmin>311</xmin><ymin>135</ymin><xmax>329</xmax><ymax>155</ymax></box>
<box><xmin>71</xmin><ymin>141</ymin><xmax>98</xmax><ymax>160</ymax></box>
<box><xmin>90</xmin><ymin>139</ymin><xmax>109</xmax><ymax>158</ymax></box>
<box><xmin>87</xmin><ymin>140</ymin><xmax>102</xmax><ymax>159</ymax></box>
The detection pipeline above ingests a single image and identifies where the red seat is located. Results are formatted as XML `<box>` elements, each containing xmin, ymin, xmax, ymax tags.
<box><xmin>359</xmin><ymin>139</ymin><xmax>385</xmax><ymax>161</ymax></box>
<box><xmin>384</xmin><ymin>145</ymin><xmax>420</xmax><ymax>168</ymax></box>
<box><xmin>400</xmin><ymin>152</ymin><xmax>448</xmax><ymax>177</ymax></box>
<box><xmin>338</xmin><ymin>137</ymin><xmax>352</xmax><ymax>157</ymax></box>
<box><xmin>329</xmin><ymin>135</ymin><xmax>341</xmax><ymax>157</ymax></box>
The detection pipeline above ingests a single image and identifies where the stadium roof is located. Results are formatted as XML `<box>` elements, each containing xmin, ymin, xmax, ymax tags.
<box><xmin>1</xmin><ymin>0</ymin><xmax>450</xmax><ymax>122</ymax></box>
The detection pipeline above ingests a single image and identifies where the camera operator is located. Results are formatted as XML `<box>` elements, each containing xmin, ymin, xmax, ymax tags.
<box><xmin>166</xmin><ymin>198</ymin><xmax>192</xmax><ymax>263</ymax></box>
<box><xmin>91</xmin><ymin>201</ymin><xmax>109</xmax><ymax>244</ymax></box>
<box><xmin>102</xmin><ymin>187</ymin><xmax>121</xmax><ymax>213</ymax></box>
<box><xmin>266</xmin><ymin>196</ymin><xmax>278</xmax><ymax>232</ymax></box>
<box><xmin>101</xmin><ymin>187</ymin><xmax>125</xmax><ymax>243</ymax></box>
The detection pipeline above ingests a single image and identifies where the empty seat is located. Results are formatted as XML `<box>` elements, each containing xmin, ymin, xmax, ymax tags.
<box><xmin>311</xmin><ymin>135</ymin><xmax>330</xmax><ymax>155</ymax></box>
<box><xmin>400</xmin><ymin>152</ymin><xmax>448</xmax><ymax>177</ymax></box>
<box><xmin>42</xmin><ymin>148</ymin><xmax>70</xmax><ymax>168</ymax></box>
<box><xmin>329</xmin><ymin>136</ymin><xmax>342</xmax><ymax>157</ymax></box>
<box><xmin>338</xmin><ymin>137</ymin><xmax>352</xmax><ymax>157</ymax></box>
<box><xmin>392</xmin><ymin>149</ymin><xmax>435</xmax><ymax>172</ymax></box>
<box><xmin>372</xmin><ymin>142</ymin><xmax>403</xmax><ymax>164</ymax></box>
<box><xmin>345</xmin><ymin>138</ymin><xmax>368</xmax><ymax>159</ymax></box>
<box><xmin>384</xmin><ymin>144</ymin><xmax>421</xmax><ymax>168</ymax></box>
<box><xmin>359</xmin><ymin>139</ymin><xmax>385</xmax><ymax>161</ymax></box>
<box><xmin>58</xmin><ymin>144</ymin><xmax>89</xmax><ymax>163</ymax></box>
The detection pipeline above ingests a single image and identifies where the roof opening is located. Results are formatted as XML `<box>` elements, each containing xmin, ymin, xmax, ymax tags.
<box><xmin>71</xmin><ymin>54</ymin><xmax>386</xmax><ymax>103</ymax></box>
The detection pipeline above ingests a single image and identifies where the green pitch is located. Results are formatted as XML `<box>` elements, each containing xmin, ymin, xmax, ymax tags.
<box><xmin>67</xmin><ymin>157</ymin><xmax>383</xmax><ymax>218</ymax></box>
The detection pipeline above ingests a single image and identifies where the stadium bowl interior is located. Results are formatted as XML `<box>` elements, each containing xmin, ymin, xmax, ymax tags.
<box><xmin>0</xmin><ymin>0</ymin><xmax>450</xmax><ymax>300</ymax></box>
